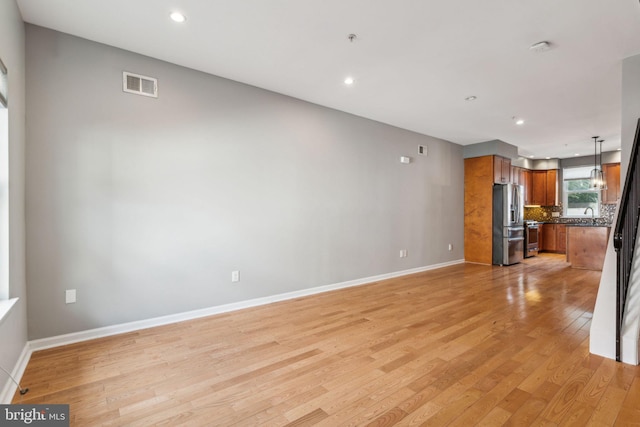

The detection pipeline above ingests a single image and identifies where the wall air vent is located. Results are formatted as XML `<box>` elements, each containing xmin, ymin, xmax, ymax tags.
<box><xmin>122</xmin><ymin>71</ymin><xmax>158</xmax><ymax>98</ymax></box>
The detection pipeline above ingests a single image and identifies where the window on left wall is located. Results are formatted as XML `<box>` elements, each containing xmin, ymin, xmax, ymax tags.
<box><xmin>0</xmin><ymin>57</ymin><xmax>6</xmax><ymax>108</ymax></box>
<box><xmin>0</xmin><ymin>57</ymin><xmax>8</xmax><ymax>302</ymax></box>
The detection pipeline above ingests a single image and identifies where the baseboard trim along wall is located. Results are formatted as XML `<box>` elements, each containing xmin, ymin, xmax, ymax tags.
<box><xmin>0</xmin><ymin>343</ymin><xmax>31</xmax><ymax>404</ymax></box>
<box><xmin>29</xmin><ymin>259</ymin><xmax>463</xmax><ymax>352</ymax></box>
<box><xmin>2</xmin><ymin>259</ymin><xmax>463</xmax><ymax>402</ymax></box>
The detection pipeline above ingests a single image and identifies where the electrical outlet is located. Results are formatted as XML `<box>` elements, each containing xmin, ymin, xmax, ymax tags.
<box><xmin>65</xmin><ymin>289</ymin><xmax>76</xmax><ymax>304</ymax></box>
<box><xmin>231</xmin><ymin>271</ymin><xmax>240</xmax><ymax>282</ymax></box>
<box><xmin>419</xmin><ymin>145</ymin><xmax>428</xmax><ymax>156</ymax></box>
<box><xmin>399</xmin><ymin>249</ymin><xmax>408</xmax><ymax>258</ymax></box>
<box><xmin>448</xmin><ymin>244</ymin><xmax>453</xmax><ymax>251</ymax></box>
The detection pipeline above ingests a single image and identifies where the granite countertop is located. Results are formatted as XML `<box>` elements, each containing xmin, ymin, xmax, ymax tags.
<box><xmin>563</xmin><ymin>223</ymin><xmax>612</xmax><ymax>228</ymax></box>
<box><xmin>538</xmin><ymin>221</ymin><xmax>611</xmax><ymax>227</ymax></box>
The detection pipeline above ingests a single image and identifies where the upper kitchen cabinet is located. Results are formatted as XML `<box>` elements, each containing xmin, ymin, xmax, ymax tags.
<box><xmin>494</xmin><ymin>156</ymin><xmax>511</xmax><ymax>184</ymax></box>
<box><xmin>531</xmin><ymin>169</ymin><xmax>559</xmax><ymax>206</ymax></box>
<box><xmin>546</xmin><ymin>169</ymin><xmax>558</xmax><ymax>206</ymax></box>
<box><xmin>509</xmin><ymin>166</ymin><xmax>531</xmax><ymax>203</ymax></box>
<box><xmin>511</xmin><ymin>166</ymin><xmax>526</xmax><ymax>186</ymax></box>
<box><xmin>531</xmin><ymin>170</ymin><xmax>546</xmax><ymax>205</ymax></box>
<box><xmin>602</xmin><ymin>163</ymin><xmax>621</xmax><ymax>204</ymax></box>
<box><xmin>523</xmin><ymin>169</ymin><xmax>532</xmax><ymax>205</ymax></box>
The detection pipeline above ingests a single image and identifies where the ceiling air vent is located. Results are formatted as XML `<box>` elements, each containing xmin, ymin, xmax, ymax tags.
<box><xmin>122</xmin><ymin>71</ymin><xmax>158</xmax><ymax>98</ymax></box>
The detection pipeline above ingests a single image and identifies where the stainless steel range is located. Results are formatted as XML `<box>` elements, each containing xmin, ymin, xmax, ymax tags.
<box><xmin>524</xmin><ymin>220</ymin><xmax>539</xmax><ymax>258</ymax></box>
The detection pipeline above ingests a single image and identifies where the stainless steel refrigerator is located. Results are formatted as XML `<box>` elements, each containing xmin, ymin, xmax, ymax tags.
<box><xmin>492</xmin><ymin>183</ymin><xmax>524</xmax><ymax>266</ymax></box>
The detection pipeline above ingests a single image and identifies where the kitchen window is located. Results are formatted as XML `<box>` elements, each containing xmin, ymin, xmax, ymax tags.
<box><xmin>563</xmin><ymin>166</ymin><xmax>600</xmax><ymax>217</ymax></box>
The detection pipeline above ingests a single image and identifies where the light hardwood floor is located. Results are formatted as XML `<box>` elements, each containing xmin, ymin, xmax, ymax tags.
<box><xmin>12</xmin><ymin>254</ymin><xmax>640</xmax><ymax>426</ymax></box>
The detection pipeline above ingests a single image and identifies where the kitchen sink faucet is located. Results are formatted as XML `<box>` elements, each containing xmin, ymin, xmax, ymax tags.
<box><xmin>584</xmin><ymin>206</ymin><xmax>595</xmax><ymax>219</ymax></box>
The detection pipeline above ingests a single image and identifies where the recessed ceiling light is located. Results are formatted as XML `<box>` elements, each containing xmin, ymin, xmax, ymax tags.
<box><xmin>170</xmin><ymin>12</ymin><xmax>186</xmax><ymax>23</ymax></box>
<box><xmin>344</xmin><ymin>76</ymin><xmax>355</xmax><ymax>85</ymax></box>
<box><xmin>575</xmin><ymin>153</ymin><xmax>580</xmax><ymax>156</ymax></box>
<box><xmin>529</xmin><ymin>41</ymin><xmax>551</xmax><ymax>52</ymax></box>
<box><xmin>617</xmin><ymin>148</ymin><xmax>622</xmax><ymax>151</ymax></box>
<box><xmin>545</xmin><ymin>157</ymin><xmax>551</xmax><ymax>159</ymax></box>
<box><xmin>465</xmin><ymin>96</ymin><xmax>477</xmax><ymax>101</ymax></box>
<box><xmin>529</xmin><ymin>155</ymin><xmax>534</xmax><ymax>158</ymax></box>
<box><xmin>515</xmin><ymin>119</ymin><xmax>525</xmax><ymax>125</ymax></box>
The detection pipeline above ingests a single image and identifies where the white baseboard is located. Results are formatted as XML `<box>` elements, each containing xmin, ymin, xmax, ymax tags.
<box><xmin>0</xmin><ymin>343</ymin><xmax>32</xmax><ymax>404</ymax></box>
<box><xmin>29</xmin><ymin>260</ymin><xmax>463</xmax><ymax>352</ymax></box>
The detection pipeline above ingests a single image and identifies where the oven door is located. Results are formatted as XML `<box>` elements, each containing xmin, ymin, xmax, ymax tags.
<box><xmin>525</xmin><ymin>224</ymin><xmax>539</xmax><ymax>257</ymax></box>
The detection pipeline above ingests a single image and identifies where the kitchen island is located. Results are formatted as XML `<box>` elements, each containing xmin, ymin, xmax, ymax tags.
<box><xmin>565</xmin><ymin>224</ymin><xmax>611</xmax><ymax>271</ymax></box>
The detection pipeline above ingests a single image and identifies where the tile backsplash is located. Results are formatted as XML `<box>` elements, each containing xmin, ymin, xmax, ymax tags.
<box><xmin>524</xmin><ymin>204</ymin><xmax>616</xmax><ymax>225</ymax></box>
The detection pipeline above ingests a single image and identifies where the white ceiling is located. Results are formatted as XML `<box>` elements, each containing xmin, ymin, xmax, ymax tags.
<box><xmin>16</xmin><ymin>0</ymin><xmax>640</xmax><ymax>159</ymax></box>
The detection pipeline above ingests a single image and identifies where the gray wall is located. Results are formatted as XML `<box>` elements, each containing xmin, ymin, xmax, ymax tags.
<box><xmin>0</xmin><ymin>0</ymin><xmax>28</xmax><ymax>383</ymax></box>
<box><xmin>560</xmin><ymin>151</ymin><xmax>621</xmax><ymax>169</ymax></box>
<box><xmin>622</xmin><ymin>54</ymin><xmax>640</xmax><ymax>181</ymax></box>
<box><xmin>531</xmin><ymin>159</ymin><xmax>561</xmax><ymax>170</ymax></box>
<box><xmin>462</xmin><ymin>140</ymin><xmax>518</xmax><ymax>160</ymax></box>
<box><xmin>25</xmin><ymin>25</ymin><xmax>464</xmax><ymax>339</ymax></box>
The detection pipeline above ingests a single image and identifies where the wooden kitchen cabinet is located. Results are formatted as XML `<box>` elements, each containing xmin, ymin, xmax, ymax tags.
<box><xmin>523</xmin><ymin>169</ymin><xmax>532</xmax><ymax>205</ymax></box>
<box><xmin>531</xmin><ymin>170</ymin><xmax>547</xmax><ymax>205</ymax></box>
<box><xmin>531</xmin><ymin>169</ymin><xmax>558</xmax><ymax>206</ymax></box>
<box><xmin>465</xmin><ymin>154</ymin><xmax>528</xmax><ymax>264</ymax></box>
<box><xmin>464</xmin><ymin>156</ymin><xmax>494</xmax><ymax>264</ymax></box>
<box><xmin>541</xmin><ymin>223</ymin><xmax>556</xmax><ymax>251</ymax></box>
<box><xmin>511</xmin><ymin>166</ymin><xmax>526</xmax><ymax>186</ymax></box>
<box><xmin>557</xmin><ymin>224</ymin><xmax>566</xmax><ymax>253</ymax></box>
<box><xmin>602</xmin><ymin>163</ymin><xmax>621</xmax><ymax>204</ymax></box>
<box><xmin>540</xmin><ymin>223</ymin><xmax>566</xmax><ymax>254</ymax></box>
<box><xmin>494</xmin><ymin>156</ymin><xmax>511</xmax><ymax>184</ymax></box>
<box><xmin>566</xmin><ymin>226</ymin><xmax>610</xmax><ymax>270</ymax></box>
<box><xmin>546</xmin><ymin>170</ymin><xmax>558</xmax><ymax>206</ymax></box>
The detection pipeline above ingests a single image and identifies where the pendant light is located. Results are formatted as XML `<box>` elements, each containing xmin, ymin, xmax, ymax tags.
<box><xmin>589</xmin><ymin>136</ymin><xmax>604</xmax><ymax>189</ymax></box>
<box><xmin>599</xmin><ymin>139</ymin><xmax>607</xmax><ymax>190</ymax></box>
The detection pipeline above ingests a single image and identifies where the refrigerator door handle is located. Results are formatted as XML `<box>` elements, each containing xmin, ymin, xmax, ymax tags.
<box><xmin>515</xmin><ymin>186</ymin><xmax>519</xmax><ymax>221</ymax></box>
<box><xmin>515</xmin><ymin>185</ymin><xmax>520</xmax><ymax>224</ymax></box>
